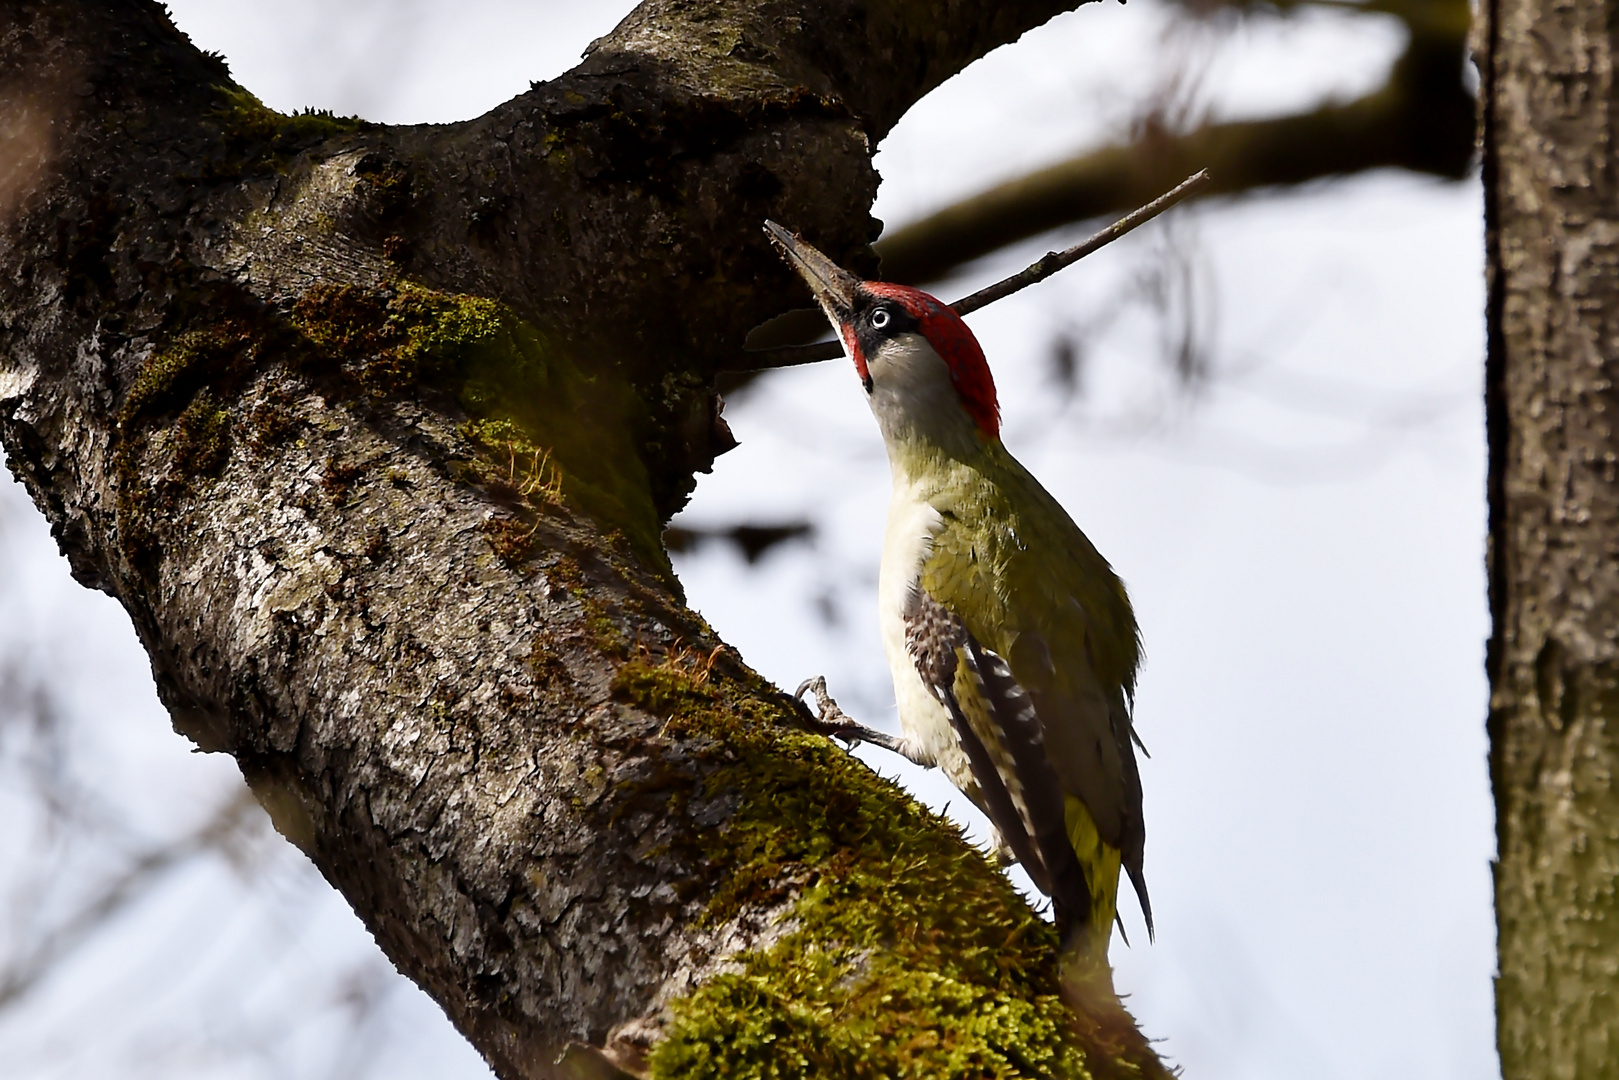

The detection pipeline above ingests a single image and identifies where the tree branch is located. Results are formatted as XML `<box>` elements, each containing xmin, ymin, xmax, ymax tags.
<box><xmin>874</xmin><ymin>19</ymin><xmax>1475</xmax><ymax>286</ymax></box>
<box><xmin>0</xmin><ymin>1</ymin><xmax>1172</xmax><ymax>1078</ymax></box>
<box><xmin>737</xmin><ymin>170</ymin><xmax>1212</xmax><ymax>370</ymax></box>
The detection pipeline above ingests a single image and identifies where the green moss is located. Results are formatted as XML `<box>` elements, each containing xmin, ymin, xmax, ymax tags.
<box><xmin>548</xmin><ymin>555</ymin><xmax>632</xmax><ymax>657</ymax></box>
<box><xmin>290</xmin><ymin>282</ymin><xmax>668</xmax><ymax>573</ymax></box>
<box><xmin>114</xmin><ymin>316</ymin><xmax>272</xmax><ymax>574</ymax></box>
<box><xmin>460</xmin><ymin>418</ymin><xmax>565</xmax><ymax>507</ymax></box>
<box><xmin>170</xmin><ymin>392</ymin><xmax>232</xmax><ymax>478</ymax></box>
<box><xmin>655</xmin><ymin>967</ymin><xmax>1083</xmax><ymax>1080</ymax></box>
<box><xmin>611</xmin><ymin>655</ymin><xmax>724</xmax><ymax>724</ymax></box>
<box><xmin>321</xmin><ymin>457</ymin><xmax>369</xmax><ymax>503</ymax></box>
<box><xmin>584</xmin><ymin>608</ymin><xmax>631</xmax><ymax>659</ymax></box>
<box><xmin>293</xmin><ymin>284</ymin><xmax>392</xmax><ymax>362</ymax></box>
<box><xmin>125</xmin><ymin>340</ymin><xmax>198</xmax><ymax>419</ymax></box>
<box><xmin>114</xmin><ymin>278</ymin><xmax>665</xmax><ymax>583</ymax></box>
<box><xmin>547</xmin><ymin>554</ymin><xmax>586</xmax><ymax>591</ymax></box>
<box><xmin>606</xmin><ymin>657</ymin><xmax>1120</xmax><ymax>1080</ymax></box>
<box><xmin>247</xmin><ymin>385</ymin><xmax>302</xmax><ymax>448</ymax></box>
<box><xmin>212</xmin><ymin>86</ymin><xmax>362</xmax><ymax>171</ymax></box>
<box><xmin>122</xmin><ymin>321</ymin><xmax>259</xmax><ymax>424</ymax></box>
<box><xmin>216</xmin><ymin>85</ymin><xmax>360</xmax><ymax>140</ymax></box>
<box><xmin>528</xmin><ymin>633</ymin><xmax>572</xmax><ymax>690</ymax></box>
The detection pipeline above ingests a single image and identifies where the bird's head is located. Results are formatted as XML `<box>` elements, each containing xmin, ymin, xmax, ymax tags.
<box><xmin>765</xmin><ymin>221</ymin><xmax>1000</xmax><ymax>450</ymax></box>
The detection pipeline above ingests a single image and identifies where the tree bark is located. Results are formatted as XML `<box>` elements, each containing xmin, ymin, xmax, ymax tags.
<box><xmin>0</xmin><ymin>1</ymin><xmax>1171</xmax><ymax>1077</ymax></box>
<box><xmin>1480</xmin><ymin>0</ymin><xmax>1619</xmax><ymax>1073</ymax></box>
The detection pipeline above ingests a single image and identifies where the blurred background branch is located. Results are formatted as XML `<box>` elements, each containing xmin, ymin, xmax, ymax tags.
<box><xmin>661</xmin><ymin>520</ymin><xmax>815</xmax><ymax>563</ymax></box>
<box><xmin>738</xmin><ymin>0</ymin><xmax>1472</xmax><ymax>374</ymax></box>
<box><xmin>878</xmin><ymin>0</ymin><xmax>1473</xmax><ymax>286</ymax></box>
<box><xmin>0</xmin><ymin>787</ymin><xmax>258</xmax><ymax>1012</ymax></box>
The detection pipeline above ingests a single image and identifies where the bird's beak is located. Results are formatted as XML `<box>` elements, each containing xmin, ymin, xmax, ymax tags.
<box><xmin>764</xmin><ymin>220</ymin><xmax>861</xmax><ymax>324</ymax></box>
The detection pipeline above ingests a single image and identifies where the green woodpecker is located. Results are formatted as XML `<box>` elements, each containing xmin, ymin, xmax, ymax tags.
<box><xmin>766</xmin><ymin>222</ymin><xmax>1150</xmax><ymax>952</ymax></box>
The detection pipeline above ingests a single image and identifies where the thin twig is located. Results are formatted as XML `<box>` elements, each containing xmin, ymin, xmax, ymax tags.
<box><xmin>951</xmin><ymin>169</ymin><xmax>1210</xmax><ymax>314</ymax></box>
<box><xmin>735</xmin><ymin>169</ymin><xmax>1211</xmax><ymax>371</ymax></box>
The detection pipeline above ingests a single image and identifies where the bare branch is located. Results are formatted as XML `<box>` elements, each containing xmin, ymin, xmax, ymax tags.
<box><xmin>736</xmin><ymin>171</ymin><xmax>1212</xmax><ymax>370</ymax></box>
<box><xmin>953</xmin><ymin>169</ymin><xmax>1211</xmax><ymax>315</ymax></box>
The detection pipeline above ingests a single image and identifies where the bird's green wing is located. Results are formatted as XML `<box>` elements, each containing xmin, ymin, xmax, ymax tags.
<box><xmin>901</xmin><ymin>582</ymin><xmax>1095</xmax><ymax>931</ymax></box>
<box><xmin>913</xmin><ymin>445</ymin><xmax>1150</xmax><ymax>937</ymax></box>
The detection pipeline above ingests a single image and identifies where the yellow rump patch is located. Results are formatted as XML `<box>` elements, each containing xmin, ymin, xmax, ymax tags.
<box><xmin>1065</xmin><ymin>795</ymin><xmax>1122</xmax><ymax>947</ymax></box>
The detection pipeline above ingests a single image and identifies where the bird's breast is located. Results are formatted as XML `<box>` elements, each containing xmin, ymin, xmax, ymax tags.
<box><xmin>878</xmin><ymin>481</ymin><xmax>970</xmax><ymax>784</ymax></box>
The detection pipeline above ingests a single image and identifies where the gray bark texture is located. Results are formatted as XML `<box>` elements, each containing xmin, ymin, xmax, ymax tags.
<box><xmin>0</xmin><ymin>1</ymin><xmax>1171</xmax><ymax>1077</ymax></box>
<box><xmin>1480</xmin><ymin>0</ymin><xmax>1619</xmax><ymax>1074</ymax></box>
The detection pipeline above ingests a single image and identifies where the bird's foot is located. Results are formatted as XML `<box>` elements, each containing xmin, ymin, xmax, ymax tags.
<box><xmin>793</xmin><ymin>676</ymin><xmax>910</xmax><ymax>757</ymax></box>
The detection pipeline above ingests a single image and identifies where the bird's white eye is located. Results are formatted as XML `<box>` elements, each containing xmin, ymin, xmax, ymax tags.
<box><xmin>870</xmin><ymin>307</ymin><xmax>891</xmax><ymax>330</ymax></box>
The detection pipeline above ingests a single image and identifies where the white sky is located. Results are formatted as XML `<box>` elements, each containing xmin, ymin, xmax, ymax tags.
<box><xmin>0</xmin><ymin>2</ymin><xmax>1494</xmax><ymax>1078</ymax></box>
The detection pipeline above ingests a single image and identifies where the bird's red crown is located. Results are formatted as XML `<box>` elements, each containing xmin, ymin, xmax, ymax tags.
<box><xmin>864</xmin><ymin>282</ymin><xmax>1000</xmax><ymax>440</ymax></box>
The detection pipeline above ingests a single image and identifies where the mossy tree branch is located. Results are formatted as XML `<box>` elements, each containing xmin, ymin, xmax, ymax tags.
<box><xmin>0</xmin><ymin>0</ymin><xmax>1173</xmax><ymax>1077</ymax></box>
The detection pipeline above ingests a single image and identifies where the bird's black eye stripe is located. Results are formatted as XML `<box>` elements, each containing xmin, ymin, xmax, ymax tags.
<box><xmin>855</xmin><ymin>302</ymin><xmax>915</xmax><ymax>346</ymax></box>
<box><xmin>850</xmin><ymin>298</ymin><xmax>918</xmax><ymax>365</ymax></box>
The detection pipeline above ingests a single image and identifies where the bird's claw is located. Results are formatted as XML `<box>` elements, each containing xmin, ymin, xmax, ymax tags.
<box><xmin>794</xmin><ymin>676</ymin><xmax>909</xmax><ymax>756</ymax></box>
<box><xmin>794</xmin><ymin>676</ymin><xmax>862</xmax><ymax>745</ymax></box>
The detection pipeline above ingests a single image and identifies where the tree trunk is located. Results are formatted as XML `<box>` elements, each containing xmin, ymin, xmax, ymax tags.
<box><xmin>0</xmin><ymin>1</ymin><xmax>1170</xmax><ymax>1076</ymax></box>
<box><xmin>1481</xmin><ymin>0</ymin><xmax>1619</xmax><ymax>1073</ymax></box>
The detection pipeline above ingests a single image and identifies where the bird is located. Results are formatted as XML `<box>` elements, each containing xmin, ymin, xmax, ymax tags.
<box><xmin>765</xmin><ymin>220</ymin><xmax>1150</xmax><ymax>960</ymax></box>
